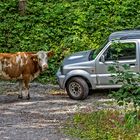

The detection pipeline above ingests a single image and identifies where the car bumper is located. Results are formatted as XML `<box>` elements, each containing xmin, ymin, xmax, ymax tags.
<box><xmin>56</xmin><ymin>70</ymin><xmax>65</xmax><ymax>89</ymax></box>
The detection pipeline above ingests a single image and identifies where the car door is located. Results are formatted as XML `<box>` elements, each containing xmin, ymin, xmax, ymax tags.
<box><xmin>95</xmin><ymin>40</ymin><xmax>139</xmax><ymax>85</ymax></box>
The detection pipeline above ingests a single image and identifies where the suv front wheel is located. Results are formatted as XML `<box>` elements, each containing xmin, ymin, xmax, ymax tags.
<box><xmin>66</xmin><ymin>77</ymin><xmax>89</xmax><ymax>100</ymax></box>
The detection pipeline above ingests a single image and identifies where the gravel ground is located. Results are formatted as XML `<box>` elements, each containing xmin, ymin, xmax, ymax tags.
<box><xmin>0</xmin><ymin>82</ymin><xmax>116</xmax><ymax>140</ymax></box>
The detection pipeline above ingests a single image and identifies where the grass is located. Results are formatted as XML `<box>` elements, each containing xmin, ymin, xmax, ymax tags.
<box><xmin>64</xmin><ymin>109</ymin><xmax>140</xmax><ymax>140</ymax></box>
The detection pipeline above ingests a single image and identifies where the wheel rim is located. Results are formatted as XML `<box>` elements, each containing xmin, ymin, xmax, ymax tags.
<box><xmin>69</xmin><ymin>82</ymin><xmax>82</xmax><ymax>97</ymax></box>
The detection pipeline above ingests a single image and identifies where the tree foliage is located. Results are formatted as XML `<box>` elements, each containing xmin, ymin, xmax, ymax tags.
<box><xmin>1</xmin><ymin>0</ymin><xmax>140</xmax><ymax>83</ymax></box>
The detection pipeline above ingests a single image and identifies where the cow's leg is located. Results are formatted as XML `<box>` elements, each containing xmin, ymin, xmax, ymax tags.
<box><xmin>23</xmin><ymin>78</ymin><xmax>30</xmax><ymax>100</ymax></box>
<box><xmin>18</xmin><ymin>80</ymin><xmax>23</xmax><ymax>99</ymax></box>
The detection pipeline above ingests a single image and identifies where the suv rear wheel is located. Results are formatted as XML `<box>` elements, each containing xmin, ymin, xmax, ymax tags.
<box><xmin>66</xmin><ymin>77</ymin><xmax>89</xmax><ymax>100</ymax></box>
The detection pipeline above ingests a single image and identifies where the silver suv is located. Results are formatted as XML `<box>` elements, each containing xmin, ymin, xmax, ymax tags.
<box><xmin>56</xmin><ymin>30</ymin><xmax>140</xmax><ymax>100</ymax></box>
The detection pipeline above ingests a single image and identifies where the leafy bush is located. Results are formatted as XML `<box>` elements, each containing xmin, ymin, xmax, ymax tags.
<box><xmin>107</xmin><ymin>42</ymin><xmax>140</xmax><ymax>110</ymax></box>
<box><xmin>105</xmin><ymin>42</ymin><xmax>140</xmax><ymax>140</ymax></box>
<box><xmin>109</xmin><ymin>63</ymin><xmax>140</xmax><ymax>108</ymax></box>
<box><xmin>1</xmin><ymin>0</ymin><xmax>140</xmax><ymax>83</ymax></box>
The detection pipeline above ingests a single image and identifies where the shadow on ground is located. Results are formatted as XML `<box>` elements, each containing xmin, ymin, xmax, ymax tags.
<box><xmin>0</xmin><ymin>82</ymin><xmax>115</xmax><ymax>140</ymax></box>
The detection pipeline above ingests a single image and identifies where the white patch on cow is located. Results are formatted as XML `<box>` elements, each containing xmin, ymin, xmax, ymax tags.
<box><xmin>9</xmin><ymin>63</ymin><xmax>12</xmax><ymax>68</ymax></box>
<box><xmin>0</xmin><ymin>62</ymin><xmax>2</xmax><ymax>71</ymax></box>
<box><xmin>23</xmin><ymin>53</ymin><xmax>28</xmax><ymax>65</ymax></box>
<box><xmin>16</xmin><ymin>55</ymin><xmax>21</xmax><ymax>63</ymax></box>
<box><xmin>20</xmin><ymin>58</ymin><xmax>24</xmax><ymax>67</ymax></box>
<box><xmin>0</xmin><ymin>62</ymin><xmax>3</xmax><ymax>77</ymax></box>
<box><xmin>1</xmin><ymin>71</ymin><xmax>11</xmax><ymax>79</ymax></box>
<box><xmin>4</xmin><ymin>59</ymin><xmax>7</xmax><ymax>62</ymax></box>
<box><xmin>3</xmin><ymin>62</ymin><xmax>7</xmax><ymax>68</ymax></box>
<box><xmin>37</xmin><ymin>51</ymin><xmax>48</xmax><ymax>70</ymax></box>
<box><xmin>30</xmin><ymin>71</ymin><xmax>40</xmax><ymax>81</ymax></box>
<box><xmin>2</xmin><ymin>61</ymin><xmax>12</xmax><ymax>68</ymax></box>
<box><xmin>18</xmin><ymin>74</ymin><xmax>23</xmax><ymax>79</ymax></box>
<box><xmin>23</xmin><ymin>53</ymin><xmax>27</xmax><ymax>58</ymax></box>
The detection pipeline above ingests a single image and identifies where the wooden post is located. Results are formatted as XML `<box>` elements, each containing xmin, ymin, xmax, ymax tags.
<box><xmin>18</xmin><ymin>0</ymin><xmax>26</xmax><ymax>15</ymax></box>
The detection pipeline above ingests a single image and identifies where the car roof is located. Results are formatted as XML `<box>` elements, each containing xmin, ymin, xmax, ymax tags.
<box><xmin>109</xmin><ymin>30</ymin><xmax>140</xmax><ymax>41</ymax></box>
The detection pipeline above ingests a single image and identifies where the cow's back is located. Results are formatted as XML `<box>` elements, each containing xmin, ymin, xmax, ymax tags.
<box><xmin>0</xmin><ymin>52</ymin><xmax>40</xmax><ymax>80</ymax></box>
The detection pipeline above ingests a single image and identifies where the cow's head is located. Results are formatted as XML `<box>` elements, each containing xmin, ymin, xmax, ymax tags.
<box><xmin>33</xmin><ymin>51</ymin><xmax>53</xmax><ymax>71</ymax></box>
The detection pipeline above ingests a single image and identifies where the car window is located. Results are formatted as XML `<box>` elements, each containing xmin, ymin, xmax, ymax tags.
<box><xmin>104</xmin><ymin>42</ymin><xmax>136</xmax><ymax>61</ymax></box>
<box><xmin>92</xmin><ymin>39</ymin><xmax>108</xmax><ymax>59</ymax></box>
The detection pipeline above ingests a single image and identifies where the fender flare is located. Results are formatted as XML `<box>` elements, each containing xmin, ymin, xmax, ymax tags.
<box><xmin>64</xmin><ymin>70</ymin><xmax>95</xmax><ymax>89</ymax></box>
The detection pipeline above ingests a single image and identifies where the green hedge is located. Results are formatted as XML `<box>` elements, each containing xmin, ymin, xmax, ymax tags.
<box><xmin>0</xmin><ymin>0</ymin><xmax>140</xmax><ymax>83</ymax></box>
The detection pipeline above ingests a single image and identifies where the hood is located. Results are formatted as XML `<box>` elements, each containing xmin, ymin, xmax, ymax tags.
<box><xmin>63</xmin><ymin>50</ymin><xmax>92</xmax><ymax>65</ymax></box>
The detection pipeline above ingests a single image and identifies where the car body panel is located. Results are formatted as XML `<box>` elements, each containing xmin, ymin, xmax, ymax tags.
<box><xmin>56</xmin><ymin>30</ymin><xmax>140</xmax><ymax>91</ymax></box>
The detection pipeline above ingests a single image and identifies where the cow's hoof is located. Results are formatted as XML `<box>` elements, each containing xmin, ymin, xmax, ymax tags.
<box><xmin>18</xmin><ymin>95</ymin><xmax>23</xmax><ymax>99</ymax></box>
<box><xmin>26</xmin><ymin>95</ymin><xmax>30</xmax><ymax>100</ymax></box>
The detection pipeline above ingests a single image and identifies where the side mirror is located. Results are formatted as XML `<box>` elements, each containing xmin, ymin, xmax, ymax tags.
<box><xmin>100</xmin><ymin>55</ymin><xmax>105</xmax><ymax>63</ymax></box>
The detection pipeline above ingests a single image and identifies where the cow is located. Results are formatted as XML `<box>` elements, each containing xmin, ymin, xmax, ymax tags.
<box><xmin>0</xmin><ymin>51</ymin><xmax>53</xmax><ymax>99</ymax></box>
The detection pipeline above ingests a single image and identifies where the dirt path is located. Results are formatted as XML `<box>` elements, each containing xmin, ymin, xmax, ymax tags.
<box><xmin>0</xmin><ymin>82</ymin><xmax>114</xmax><ymax>140</ymax></box>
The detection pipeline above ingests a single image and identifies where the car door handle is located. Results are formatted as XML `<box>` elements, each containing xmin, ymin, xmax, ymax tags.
<box><xmin>129</xmin><ymin>63</ymin><xmax>135</xmax><ymax>66</ymax></box>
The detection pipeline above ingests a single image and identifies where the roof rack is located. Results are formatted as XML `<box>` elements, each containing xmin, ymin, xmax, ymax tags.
<box><xmin>109</xmin><ymin>30</ymin><xmax>140</xmax><ymax>41</ymax></box>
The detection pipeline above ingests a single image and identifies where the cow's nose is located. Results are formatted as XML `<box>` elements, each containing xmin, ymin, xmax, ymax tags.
<box><xmin>42</xmin><ymin>64</ymin><xmax>48</xmax><ymax>69</ymax></box>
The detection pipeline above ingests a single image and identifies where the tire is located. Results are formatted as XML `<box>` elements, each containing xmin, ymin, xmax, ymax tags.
<box><xmin>66</xmin><ymin>77</ymin><xmax>89</xmax><ymax>100</ymax></box>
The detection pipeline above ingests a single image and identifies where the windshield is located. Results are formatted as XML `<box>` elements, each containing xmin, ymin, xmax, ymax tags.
<box><xmin>92</xmin><ymin>39</ymin><xmax>108</xmax><ymax>60</ymax></box>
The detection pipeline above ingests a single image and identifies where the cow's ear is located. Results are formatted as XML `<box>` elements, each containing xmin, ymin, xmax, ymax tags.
<box><xmin>47</xmin><ymin>51</ymin><xmax>54</xmax><ymax>58</ymax></box>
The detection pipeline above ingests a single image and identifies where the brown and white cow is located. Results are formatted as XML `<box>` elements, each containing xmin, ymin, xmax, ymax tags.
<box><xmin>0</xmin><ymin>51</ymin><xmax>53</xmax><ymax>99</ymax></box>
